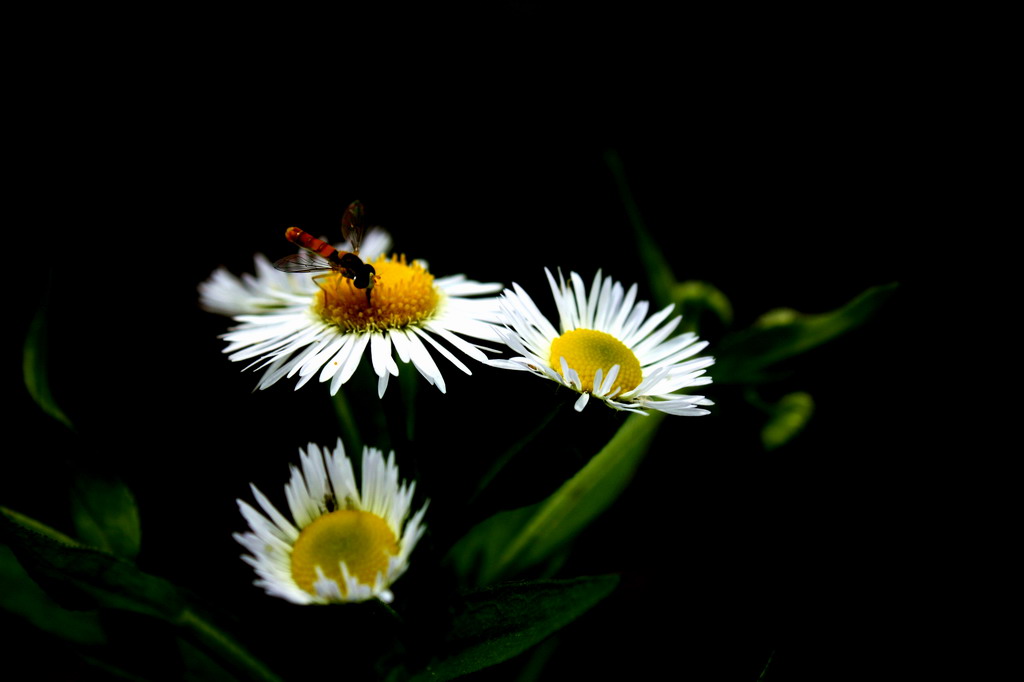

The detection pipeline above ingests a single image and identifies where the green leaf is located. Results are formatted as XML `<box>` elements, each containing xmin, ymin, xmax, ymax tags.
<box><xmin>712</xmin><ymin>283</ymin><xmax>898</xmax><ymax>384</ymax></box>
<box><xmin>1</xmin><ymin>507</ymin><xmax>283</xmax><ymax>682</ymax></box>
<box><xmin>1</xmin><ymin>506</ymin><xmax>80</xmax><ymax>544</ymax></box>
<box><xmin>409</xmin><ymin>575</ymin><xmax>619</xmax><ymax>681</ymax></box>
<box><xmin>0</xmin><ymin>543</ymin><xmax>106</xmax><ymax>645</ymax></box>
<box><xmin>760</xmin><ymin>392</ymin><xmax>814</xmax><ymax>450</ymax></box>
<box><xmin>488</xmin><ymin>413</ymin><xmax>665</xmax><ymax>583</ymax></box>
<box><xmin>1</xmin><ymin>506</ymin><xmax>183</xmax><ymax>620</ymax></box>
<box><xmin>445</xmin><ymin>504</ymin><xmax>541</xmax><ymax>586</ymax></box>
<box><xmin>23</xmin><ymin>304</ymin><xmax>73</xmax><ymax>430</ymax></box>
<box><xmin>71</xmin><ymin>470</ymin><xmax>141</xmax><ymax>559</ymax></box>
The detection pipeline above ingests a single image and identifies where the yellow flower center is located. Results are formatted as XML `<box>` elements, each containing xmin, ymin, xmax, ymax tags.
<box><xmin>290</xmin><ymin>509</ymin><xmax>399</xmax><ymax>597</ymax></box>
<box><xmin>315</xmin><ymin>255</ymin><xmax>441</xmax><ymax>332</ymax></box>
<box><xmin>549</xmin><ymin>329</ymin><xmax>642</xmax><ymax>394</ymax></box>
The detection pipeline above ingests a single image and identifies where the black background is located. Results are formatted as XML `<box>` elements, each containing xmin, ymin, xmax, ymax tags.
<box><xmin>6</xmin><ymin>13</ymin><xmax>928</xmax><ymax>680</ymax></box>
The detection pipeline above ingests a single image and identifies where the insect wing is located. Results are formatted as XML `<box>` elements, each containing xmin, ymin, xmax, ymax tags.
<box><xmin>340</xmin><ymin>200</ymin><xmax>367</xmax><ymax>254</ymax></box>
<box><xmin>273</xmin><ymin>252</ymin><xmax>336</xmax><ymax>273</ymax></box>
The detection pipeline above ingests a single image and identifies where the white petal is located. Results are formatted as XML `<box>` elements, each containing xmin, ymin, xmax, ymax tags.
<box><xmin>574</xmin><ymin>392</ymin><xmax>591</xmax><ymax>411</ymax></box>
<box><xmin>411</xmin><ymin>326</ymin><xmax>471</xmax><ymax>375</ymax></box>
<box><xmin>318</xmin><ymin>333</ymin><xmax>357</xmax><ymax>382</ymax></box>
<box><xmin>608</xmin><ymin>282</ymin><xmax>639</xmax><ymax>337</ymax></box>
<box><xmin>436</xmin><ymin>277</ymin><xmax>503</xmax><ymax>296</ymax></box>
<box><xmin>299</xmin><ymin>335</ymin><xmax>347</xmax><ymax>378</ymax></box>
<box><xmin>569</xmin><ymin>271</ymin><xmax>590</xmax><ymax>328</ymax></box>
<box><xmin>547</xmin><ymin>269</ymin><xmax>575</xmax><ymax>332</ymax></box>
<box><xmin>369</xmin><ymin>332</ymin><xmax>392</xmax><ymax>379</ymax></box>
<box><xmin>623</xmin><ymin>303</ymin><xmax>676</xmax><ymax>347</ymax></box>
<box><xmin>600</xmin><ymin>364</ymin><xmax>621</xmax><ymax>396</ymax></box>
<box><xmin>424</xmin><ymin>323</ymin><xmax>491</xmax><ymax>363</ymax></box>
<box><xmin>404</xmin><ymin>330</ymin><xmax>446</xmax><ymax>393</ymax></box>
<box><xmin>503</xmin><ymin>283</ymin><xmax>559</xmax><ymax>339</ymax></box>
<box><xmin>330</xmin><ymin>333</ymin><xmax>370</xmax><ymax>395</ymax></box>
<box><xmin>558</xmin><ymin>356</ymin><xmax>581</xmax><ymax>391</ymax></box>
<box><xmin>242</xmin><ymin>490</ymin><xmax>298</xmax><ymax>542</ymax></box>
<box><xmin>389</xmin><ymin>328</ymin><xmax>413</xmax><ymax>364</ymax></box>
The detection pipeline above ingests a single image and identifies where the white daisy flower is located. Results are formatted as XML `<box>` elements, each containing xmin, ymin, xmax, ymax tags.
<box><xmin>234</xmin><ymin>439</ymin><xmax>427</xmax><ymax>604</ymax></box>
<box><xmin>490</xmin><ymin>268</ymin><xmax>715</xmax><ymax>415</ymax></box>
<box><xmin>199</xmin><ymin>228</ymin><xmax>504</xmax><ymax>397</ymax></box>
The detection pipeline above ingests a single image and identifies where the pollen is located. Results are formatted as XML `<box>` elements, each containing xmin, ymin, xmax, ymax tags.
<box><xmin>290</xmin><ymin>509</ymin><xmax>399</xmax><ymax>597</ymax></box>
<box><xmin>549</xmin><ymin>329</ymin><xmax>643</xmax><ymax>395</ymax></box>
<box><xmin>315</xmin><ymin>254</ymin><xmax>441</xmax><ymax>332</ymax></box>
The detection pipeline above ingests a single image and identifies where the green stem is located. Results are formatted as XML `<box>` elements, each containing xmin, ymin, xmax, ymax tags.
<box><xmin>757</xmin><ymin>650</ymin><xmax>776</xmax><ymax>681</ymax></box>
<box><xmin>398</xmin><ymin>364</ymin><xmax>419</xmax><ymax>444</ymax></box>
<box><xmin>177</xmin><ymin>608</ymin><xmax>283</xmax><ymax>682</ymax></box>
<box><xmin>466</xmin><ymin>401</ymin><xmax>564</xmax><ymax>507</ymax></box>
<box><xmin>376</xmin><ymin>599</ymin><xmax>405</xmax><ymax>626</ymax></box>
<box><xmin>604</xmin><ymin>149</ymin><xmax>676</xmax><ymax>310</ymax></box>
<box><xmin>332</xmin><ymin>388</ymin><xmax>363</xmax><ymax>455</ymax></box>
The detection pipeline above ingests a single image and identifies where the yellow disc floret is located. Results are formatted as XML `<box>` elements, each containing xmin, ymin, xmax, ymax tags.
<box><xmin>549</xmin><ymin>329</ymin><xmax>642</xmax><ymax>395</ymax></box>
<box><xmin>316</xmin><ymin>254</ymin><xmax>440</xmax><ymax>332</ymax></box>
<box><xmin>290</xmin><ymin>509</ymin><xmax>399</xmax><ymax>597</ymax></box>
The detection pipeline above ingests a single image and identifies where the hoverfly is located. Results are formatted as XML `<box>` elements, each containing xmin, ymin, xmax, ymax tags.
<box><xmin>273</xmin><ymin>200</ymin><xmax>378</xmax><ymax>304</ymax></box>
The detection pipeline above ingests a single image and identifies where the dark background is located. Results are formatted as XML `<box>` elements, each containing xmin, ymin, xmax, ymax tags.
<box><xmin>7</xmin><ymin>15</ymin><xmax>928</xmax><ymax>680</ymax></box>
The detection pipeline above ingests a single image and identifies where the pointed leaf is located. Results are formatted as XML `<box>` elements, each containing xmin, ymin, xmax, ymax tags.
<box><xmin>713</xmin><ymin>283</ymin><xmax>898</xmax><ymax>384</ymax></box>
<box><xmin>1</xmin><ymin>506</ymin><xmax>183</xmax><ymax>619</ymax></box>
<box><xmin>489</xmin><ymin>413</ymin><xmax>665</xmax><ymax>582</ymax></box>
<box><xmin>410</xmin><ymin>575</ymin><xmax>619</xmax><ymax>681</ymax></box>
<box><xmin>1</xmin><ymin>507</ymin><xmax>282</xmax><ymax>682</ymax></box>
<box><xmin>71</xmin><ymin>470</ymin><xmax>141</xmax><ymax>558</ymax></box>
<box><xmin>0</xmin><ymin>543</ymin><xmax>106</xmax><ymax>645</ymax></box>
<box><xmin>23</xmin><ymin>305</ymin><xmax>73</xmax><ymax>429</ymax></box>
<box><xmin>445</xmin><ymin>503</ymin><xmax>540</xmax><ymax>586</ymax></box>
